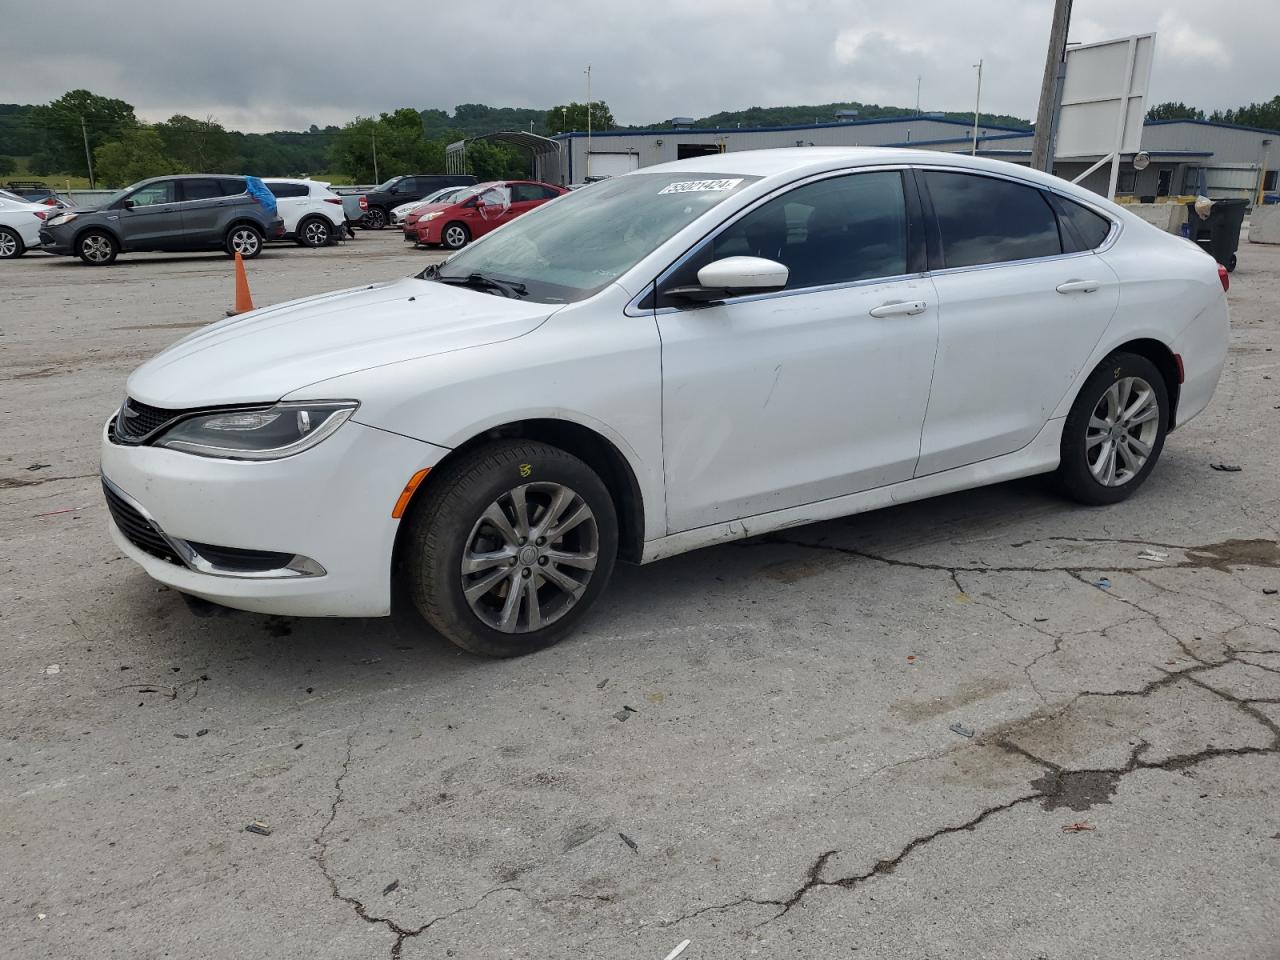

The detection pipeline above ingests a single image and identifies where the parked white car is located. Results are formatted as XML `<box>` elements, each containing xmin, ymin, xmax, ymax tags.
<box><xmin>0</xmin><ymin>196</ymin><xmax>50</xmax><ymax>258</ymax></box>
<box><xmin>102</xmin><ymin>148</ymin><xmax>1228</xmax><ymax>656</ymax></box>
<box><xmin>390</xmin><ymin>187</ymin><xmax>469</xmax><ymax>225</ymax></box>
<box><xmin>263</xmin><ymin>179</ymin><xmax>347</xmax><ymax>247</ymax></box>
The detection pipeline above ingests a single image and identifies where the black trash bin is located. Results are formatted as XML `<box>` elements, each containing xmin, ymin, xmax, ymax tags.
<box><xmin>1184</xmin><ymin>198</ymin><xmax>1247</xmax><ymax>272</ymax></box>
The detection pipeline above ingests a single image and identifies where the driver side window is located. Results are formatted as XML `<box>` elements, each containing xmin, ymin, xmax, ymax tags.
<box><xmin>128</xmin><ymin>181</ymin><xmax>176</xmax><ymax>206</ymax></box>
<box><xmin>659</xmin><ymin>171</ymin><xmax>909</xmax><ymax>306</ymax></box>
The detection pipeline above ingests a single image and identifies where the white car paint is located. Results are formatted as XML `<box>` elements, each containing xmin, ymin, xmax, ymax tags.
<box><xmin>390</xmin><ymin>187</ymin><xmax>467</xmax><ymax>225</ymax></box>
<box><xmin>0</xmin><ymin>196</ymin><xmax>49</xmax><ymax>256</ymax></box>
<box><xmin>102</xmin><ymin>147</ymin><xmax>1228</xmax><ymax>620</ymax></box>
<box><xmin>262</xmin><ymin>178</ymin><xmax>345</xmax><ymax>241</ymax></box>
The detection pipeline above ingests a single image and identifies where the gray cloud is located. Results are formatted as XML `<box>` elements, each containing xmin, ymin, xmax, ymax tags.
<box><xmin>1</xmin><ymin>0</ymin><xmax>1275</xmax><ymax>131</ymax></box>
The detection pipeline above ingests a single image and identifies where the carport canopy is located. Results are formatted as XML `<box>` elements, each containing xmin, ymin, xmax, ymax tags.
<box><xmin>445</xmin><ymin>131</ymin><xmax>563</xmax><ymax>181</ymax></box>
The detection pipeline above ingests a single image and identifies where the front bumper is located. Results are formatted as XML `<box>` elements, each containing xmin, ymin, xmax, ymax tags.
<box><xmin>38</xmin><ymin>228</ymin><xmax>74</xmax><ymax>255</ymax></box>
<box><xmin>100</xmin><ymin>417</ymin><xmax>449</xmax><ymax>617</ymax></box>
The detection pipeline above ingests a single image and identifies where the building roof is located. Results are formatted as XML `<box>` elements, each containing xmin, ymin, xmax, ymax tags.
<box><xmin>552</xmin><ymin>114</ymin><xmax>1033</xmax><ymax>140</ymax></box>
<box><xmin>1144</xmin><ymin>118</ymin><xmax>1280</xmax><ymax>137</ymax></box>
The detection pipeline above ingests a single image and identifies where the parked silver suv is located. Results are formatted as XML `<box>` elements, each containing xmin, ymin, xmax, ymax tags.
<box><xmin>39</xmin><ymin>175</ymin><xmax>285</xmax><ymax>265</ymax></box>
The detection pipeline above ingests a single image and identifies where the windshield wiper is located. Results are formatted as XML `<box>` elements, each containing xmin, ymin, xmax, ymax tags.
<box><xmin>434</xmin><ymin>271</ymin><xmax>528</xmax><ymax>298</ymax></box>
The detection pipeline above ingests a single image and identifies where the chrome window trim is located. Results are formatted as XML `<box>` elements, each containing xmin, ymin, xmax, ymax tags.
<box><xmin>624</xmin><ymin>161</ymin><xmax>1120</xmax><ymax>318</ymax></box>
<box><xmin>102</xmin><ymin>473</ymin><xmax>326</xmax><ymax>580</ymax></box>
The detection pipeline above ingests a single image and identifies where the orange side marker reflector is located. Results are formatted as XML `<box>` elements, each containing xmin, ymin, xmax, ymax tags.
<box><xmin>391</xmin><ymin>468</ymin><xmax>431</xmax><ymax>518</ymax></box>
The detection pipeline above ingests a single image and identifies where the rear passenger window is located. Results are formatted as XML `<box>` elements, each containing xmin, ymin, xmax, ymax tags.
<box><xmin>219</xmin><ymin>178</ymin><xmax>246</xmax><ymax>196</ymax></box>
<box><xmin>264</xmin><ymin>182</ymin><xmax>308</xmax><ymax>198</ymax></box>
<box><xmin>1054</xmin><ymin>196</ymin><xmax>1113</xmax><ymax>251</ymax></box>
<box><xmin>923</xmin><ymin>171</ymin><xmax>1061</xmax><ymax>268</ymax></box>
<box><xmin>182</xmin><ymin>179</ymin><xmax>224</xmax><ymax>201</ymax></box>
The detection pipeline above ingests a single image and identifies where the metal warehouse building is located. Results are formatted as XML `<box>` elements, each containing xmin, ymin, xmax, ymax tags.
<box><xmin>532</xmin><ymin>115</ymin><xmax>1276</xmax><ymax>204</ymax></box>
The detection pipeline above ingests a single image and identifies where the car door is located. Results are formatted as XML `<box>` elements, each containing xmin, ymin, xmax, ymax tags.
<box><xmin>914</xmin><ymin>169</ymin><xmax>1121</xmax><ymax>476</ymax></box>
<box><xmin>177</xmin><ymin>177</ymin><xmax>239</xmax><ymax>247</ymax></box>
<box><xmin>264</xmin><ymin>180</ymin><xmax>307</xmax><ymax>234</ymax></box>
<box><xmin>654</xmin><ymin>169</ymin><xmax>940</xmax><ymax>532</ymax></box>
<box><xmin>114</xmin><ymin>180</ymin><xmax>182</xmax><ymax>249</ymax></box>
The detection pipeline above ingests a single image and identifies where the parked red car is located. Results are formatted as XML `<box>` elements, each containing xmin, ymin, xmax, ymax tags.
<box><xmin>410</xmin><ymin>180</ymin><xmax>567</xmax><ymax>249</ymax></box>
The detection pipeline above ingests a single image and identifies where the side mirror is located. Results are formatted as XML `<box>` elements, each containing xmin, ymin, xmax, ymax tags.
<box><xmin>668</xmin><ymin>256</ymin><xmax>790</xmax><ymax>303</ymax></box>
<box><xmin>121</xmin><ymin>199</ymin><xmax>136</xmax><ymax>210</ymax></box>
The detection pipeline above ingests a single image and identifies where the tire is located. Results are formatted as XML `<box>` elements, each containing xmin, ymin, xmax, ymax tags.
<box><xmin>297</xmin><ymin>216</ymin><xmax>332</xmax><ymax>248</ymax></box>
<box><xmin>0</xmin><ymin>227</ymin><xmax>24</xmax><ymax>259</ymax></box>
<box><xmin>442</xmin><ymin>222</ymin><xmax>470</xmax><ymax>250</ymax></box>
<box><xmin>363</xmin><ymin>206</ymin><xmax>388</xmax><ymax>230</ymax></box>
<box><xmin>1055</xmin><ymin>351</ymin><xmax>1169</xmax><ymax>506</ymax></box>
<box><xmin>1227</xmin><ymin>253</ymin><xmax>1237</xmax><ymax>273</ymax></box>
<box><xmin>404</xmin><ymin>441</ymin><xmax>618</xmax><ymax>657</ymax></box>
<box><xmin>225</xmin><ymin>224</ymin><xmax>263</xmax><ymax>259</ymax></box>
<box><xmin>77</xmin><ymin>230</ymin><xmax>118</xmax><ymax>265</ymax></box>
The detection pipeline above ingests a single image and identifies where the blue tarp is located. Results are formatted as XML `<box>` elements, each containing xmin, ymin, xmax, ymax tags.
<box><xmin>244</xmin><ymin>176</ymin><xmax>277</xmax><ymax>216</ymax></box>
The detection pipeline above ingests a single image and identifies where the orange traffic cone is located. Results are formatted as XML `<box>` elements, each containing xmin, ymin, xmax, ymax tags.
<box><xmin>227</xmin><ymin>252</ymin><xmax>255</xmax><ymax>316</ymax></box>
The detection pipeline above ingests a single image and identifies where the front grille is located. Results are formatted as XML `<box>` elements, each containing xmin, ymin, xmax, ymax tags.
<box><xmin>186</xmin><ymin>541</ymin><xmax>293</xmax><ymax>573</ymax></box>
<box><xmin>114</xmin><ymin>397</ymin><xmax>183</xmax><ymax>442</ymax></box>
<box><xmin>102</xmin><ymin>480</ymin><xmax>183</xmax><ymax>566</ymax></box>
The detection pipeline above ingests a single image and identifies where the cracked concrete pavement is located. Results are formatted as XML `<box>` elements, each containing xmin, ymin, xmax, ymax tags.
<box><xmin>3</xmin><ymin>231</ymin><xmax>1280</xmax><ymax>959</ymax></box>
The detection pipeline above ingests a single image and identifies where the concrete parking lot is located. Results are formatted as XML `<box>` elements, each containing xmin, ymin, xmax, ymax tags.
<box><xmin>3</xmin><ymin>230</ymin><xmax>1279</xmax><ymax>960</ymax></box>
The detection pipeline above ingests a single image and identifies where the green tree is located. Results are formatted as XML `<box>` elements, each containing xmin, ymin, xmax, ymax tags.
<box><xmin>1210</xmin><ymin>95</ymin><xmax>1280</xmax><ymax>130</ymax></box>
<box><xmin>30</xmin><ymin>89</ymin><xmax>137</xmax><ymax>176</ymax></box>
<box><xmin>0</xmin><ymin>155</ymin><xmax>14</xmax><ymax>177</ymax></box>
<box><xmin>1147</xmin><ymin>101</ymin><xmax>1204</xmax><ymax>121</ymax></box>
<box><xmin>460</xmin><ymin>138</ymin><xmax>530</xmax><ymax>180</ymax></box>
<box><xmin>94</xmin><ymin>129</ymin><xmax>185</xmax><ymax>188</ymax></box>
<box><xmin>330</xmin><ymin>108</ymin><xmax>442</xmax><ymax>182</ymax></box>
<box><xmin>546</xmin><ymin>101</ymin><xmax>615</xmax><ymax>135</ymax></box>
<box><xmin>155</xmin><ymin>114</ymin><xmax>235</xmax><ymax>171</ymax></box>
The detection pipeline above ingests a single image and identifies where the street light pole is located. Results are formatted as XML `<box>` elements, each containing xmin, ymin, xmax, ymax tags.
<box><xmin>585</xmin><ymin>64</ymin><xmax>592</xmax><ymax>180</ymax></box>
<box><xmin>971</xmin><ymin>60</ymin><xmax>983</xmax><ymax>156</ymax></box>
<box><xmin>1031</xmin><ymin>0</ymin><xmax>1074</xmax><ymax>172</ymax></box>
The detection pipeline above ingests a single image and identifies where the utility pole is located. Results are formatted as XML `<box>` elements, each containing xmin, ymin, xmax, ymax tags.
<box><xmin>371</xmin><ymin>128</ymin><xmax>379</xmax><ymax>184</ymax></box>
<box><xmin>971</xmin><ymin>60</ymin><xmax>983</xmax><ymax>156</ymax></box>
<box><xmin>585</xmin><ymin>64</ymin><xmax>592</xmax><ymax>180</ymax></box>
<box><xmin>1030</xmin><ymin>0</ymin><xmax>1073</xmax><ymax>172</ymax></box>
<box><xmin>915</xmin><ymin>76</ymin><xmax>922</xmax><ymax>115</ymax></box>
<box><xmin>80</xmin><ymin>116</ymin><xmax>95</xmax><ymax>189</ymax></box>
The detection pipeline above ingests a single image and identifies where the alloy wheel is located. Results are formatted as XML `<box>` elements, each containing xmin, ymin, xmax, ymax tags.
<box><xmin>82</xmin><ymin>235</ymin><xmax>113</xmax><ymax>263</ymax></box>
<box><xmin>230</xmin><ymin>228</ymin><xmax>260</xmax><ymax>256</ymax></box>
<box><xmin>302</xmin><ymin>220</ymin><xmax>329</xmax><ymax>246</ymax></box>
<box><xmin>444</xmin><ymin>225</ymin><xmax>467</xmax><ymax>248</ymax></box>
<box><xmin>0</xmin><ymin>230</ymin><xmax>17</xmax><ymax>258</ymax></box>
<box><xmin>1086</xmin><ymin>376</ymin><xmax>1160</xmax><ymax>486</ymax></box>
<box><xmin>460</xmin><ymin>482</ymin><xmax>599</xmax><ymax>633</ymax></box>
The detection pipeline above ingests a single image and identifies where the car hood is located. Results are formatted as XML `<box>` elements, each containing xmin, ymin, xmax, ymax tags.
<box><xmin>126</xmin><ymin>276</ymin><xmax>558</xmax><ymax>407</ymax></box>
<box><xmin>406</xmin><ymin>202</ymin><xmax>452</xmax><ymax>221</ymax></box>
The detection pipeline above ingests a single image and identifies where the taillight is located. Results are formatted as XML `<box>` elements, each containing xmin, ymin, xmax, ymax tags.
<box><xmin>34</xmin><ymin>210</ymin><xmax>47</xmax><ymax>220</ymax></box>
<box><xmin>324</xmin><ymin>197</ymin><xmax>342</xmax><ymax>205</ymax></box>
<box><xmin>1218</xmin><ymin>264</ymin><xmax>1229</xmax><ymax>292</ymax></box>
<box><xmin>358</xmin><ymin>196</ymin><xmax>368</xmax><ymax>210</ymax></box>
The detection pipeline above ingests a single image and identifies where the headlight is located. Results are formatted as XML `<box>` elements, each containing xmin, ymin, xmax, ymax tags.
<box><xmin>49</xmin><ymin>212</ymin><xmax>78</xmax><ymax>226</ymax></box>
<box><xmin>155</xmin><ymin>401</ymin><xmax>358</xmax><ymax>460</ymax></box>
<box><xmin>421</xmin><ymin>211</ymin><xmax>443</xmax><ymax>221</ymax></box>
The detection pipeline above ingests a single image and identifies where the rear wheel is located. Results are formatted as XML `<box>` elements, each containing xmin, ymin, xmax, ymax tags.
<box><xmin>363</xmin><ymin>206</ymin><xmax>388</xmax><ymax>230</ymax></box>
<box><xmin>225</xmin><ymin>224</ymin><xmax>263</xmax><ymax>259</ymax></box>
<box><xmin>77</xmin><ymin>230</ymin><xmax>118</xmax><ymax>265</ymax></box>
<box><xmin>0</xmin><ymin>227</ymin><xmax>23</xmax><ymax>259</ymax></box>
<box><xmin>405</xmin><ymin>441</ymin><xmax>618</xmax><ymax>657</ymax></box>
<box><xmin>442</xmin><ymin>222</ymin><xmax>470</xmax><ymax>250</ymax></box>
<box><xmin>1055</xmin><ymin>351</ymin><xmax>1169</xmax><ymax>505</ymax></box>
<box><xmin>297</xmin><ymin>216</ymin><xmax>332</xmax><ymax>248</ymax></box>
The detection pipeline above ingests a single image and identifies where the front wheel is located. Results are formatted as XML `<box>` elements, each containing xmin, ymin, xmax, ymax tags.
<box><xmin>77</xmin><ymin>230</ymin><xmax>118</xmax><ymax>265</ymax></box>
<box><xmin>404</xmin><ymin>441</ymin><xmax>618</xmax><ymax>657</ymax></box>
<box><xmin>0</xmin><ymin>227</ymin><xmax>24</xmax><ymax>259</ymax></box>
<box><xmin>363</xmin><ymin>207</ymin><xmax>387</xmax><ymax>230</ymax></box>
<box><xmin>1055</xmin><ymin>351</ymin><xmax>1169</xmax><ymax>506</ymax></box>
<box><xmin>225</xmin><ymin>224</ymin><xmax>263</xmax><ymax>259</ymax></box>
<box><xmin>441</xmin><ymin>222</ymin><xmax>470</xmax><ymax>250</ymax></box>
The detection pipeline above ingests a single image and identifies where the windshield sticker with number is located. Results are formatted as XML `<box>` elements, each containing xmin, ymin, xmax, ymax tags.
<box><xmin>658</xmin><ymin>179</ymin><xmax>744</xmax><ymax>195</ymax></box>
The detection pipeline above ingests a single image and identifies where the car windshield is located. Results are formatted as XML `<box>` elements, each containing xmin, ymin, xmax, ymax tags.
<box><xmin>97</xmin><ymin>179</ymin><xmax>150</xmax><ymax>208</ymax></box>
<box><xmin>375</xmin><ymin>176</ymin><xmax>404</xmax><ymax>191</ymax></box>
<box><xmin>432</xmin><ymin>172</ymin><xmax>758</xmax><ymax>303</ymax></box>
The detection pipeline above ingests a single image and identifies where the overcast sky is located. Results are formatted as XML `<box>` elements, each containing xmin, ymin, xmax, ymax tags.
<box><xmin>2</xmin><ymin>0</ymin><xmax>1275</xmax><ymax>132</ymax></box>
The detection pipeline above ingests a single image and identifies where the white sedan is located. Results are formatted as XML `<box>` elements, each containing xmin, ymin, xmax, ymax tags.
<box><xmin>0</xmin><ymin>196</ymin><xmax>50</xmax><ymax>258</ymax></box>
<box><xmin>390</xmin><ymin>187</ymin><xmax>469</xmax><ymax>225</ymax></box>
<box><xmin>101</xmin><ymin>148</ymin><xmax>1228</xmax><ymax>656</ymax></box>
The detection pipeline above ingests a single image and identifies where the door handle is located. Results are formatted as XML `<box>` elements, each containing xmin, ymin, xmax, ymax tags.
<box><xmin>1055</xmin><ymin>279</ymin><xmax>1100</xmax><ymax>294</ymax></box>
<box><xmin>869</xmin><ymin>300</ymin><xmax>928</xmax><ymax>318</ymax></box>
